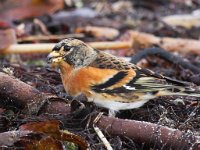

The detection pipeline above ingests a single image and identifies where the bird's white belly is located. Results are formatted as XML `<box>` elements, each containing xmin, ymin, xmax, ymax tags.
<box><xmin>93</xmin><ymin>99</ymin><xmax>149</xmax><ymax>111</ymax></box>
<box><xmin>87</xmin><ymin>92</ymin><xmax>156</xmax><ymax>114</ymax></box>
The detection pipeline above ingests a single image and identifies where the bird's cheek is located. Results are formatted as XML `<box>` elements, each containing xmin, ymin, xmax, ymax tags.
<box><xmin>49</xmin><ymin>62</ymin><xmax>59</xmax><ymax>69</ymax></box>
<box><xmin>49</xmin><ymin>58</ymin><xmax>63</xmax><ymax>69</ymax></box>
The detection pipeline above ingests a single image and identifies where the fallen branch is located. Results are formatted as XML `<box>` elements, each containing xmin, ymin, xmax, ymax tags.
<box><xmin>130</xmin><ymin>31</ymin><xmax>200</xmax><ymax>55</ymax></box>
<box><xmin>94</xmin><ymin>115</ymin><xmax>200</xmax><ymax>150</ymax></box>
<box><xmin>0</xmin><ymin>41</ymin><xmax>132</xmax><ymax>54</ymax></box>
<box><xmin>0</xmin><ymin>72</ymin><xmax>70</xmax><ymax>115</ymax></box>
<box><xmin>0</xmin><ymin>72</ymin><xmax>46</xmax><ymax>114</ymax></box>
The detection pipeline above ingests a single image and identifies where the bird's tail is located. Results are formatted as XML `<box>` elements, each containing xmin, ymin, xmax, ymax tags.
<box><xmin>157</xmin><ymin>86</ymin><xmax>200</xmax><ymax>99</ymax></box>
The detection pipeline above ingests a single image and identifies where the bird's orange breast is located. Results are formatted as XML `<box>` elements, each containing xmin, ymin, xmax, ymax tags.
<box><xmin>59</xmin><ymin>62</ymin><xmax>135</xmax><ymax>97</ymax></box>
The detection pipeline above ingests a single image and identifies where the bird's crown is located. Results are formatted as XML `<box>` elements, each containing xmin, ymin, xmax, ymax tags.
<box><xmin>48</xmin><ymin>38</ymin><xmax>98</xmax><ymax>68</ymax></box>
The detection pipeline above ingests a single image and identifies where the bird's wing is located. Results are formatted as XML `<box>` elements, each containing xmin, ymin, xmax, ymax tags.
<box><xmin>90</xmin><ymin>51</ymin><xmax>191</xmax><ymax>94</ymax></box>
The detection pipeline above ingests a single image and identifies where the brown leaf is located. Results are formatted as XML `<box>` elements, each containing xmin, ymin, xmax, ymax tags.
<box><xmin>19</xmin><ymin>120</ymin><xmax>60</xmax><ymax>135</ymax></box>
<box><xmin>61</xmin><ymin>130</ymin><xmax>89</xmax><ymax>150</ymax></box>
<box><xmin>19</xmin><ymin>121</ymin><xmax>89</xmax><ymax>149</ymax></box>
<box><xmin>18</xmin><ymin>136</ymin><xmax>64</xmax><ymax>150</ymax></box>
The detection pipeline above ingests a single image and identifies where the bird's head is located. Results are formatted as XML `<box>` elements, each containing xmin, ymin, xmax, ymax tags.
<box><xmin>47</xmin><ymin>38</ymin><xmax>98</xmax><ymax>68</ymax></box>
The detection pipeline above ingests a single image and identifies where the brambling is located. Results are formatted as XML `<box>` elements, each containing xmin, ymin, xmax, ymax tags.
<box><xmin>47</xmin><ymin>38</ymin><xmax>200</xmax><ymax>115</ymax></box>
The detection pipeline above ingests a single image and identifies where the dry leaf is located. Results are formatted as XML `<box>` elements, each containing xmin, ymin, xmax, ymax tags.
<box><xmin>19</xmin><ymin>121</ymin><xmax>89</xmax><ymax>150</ymax></box>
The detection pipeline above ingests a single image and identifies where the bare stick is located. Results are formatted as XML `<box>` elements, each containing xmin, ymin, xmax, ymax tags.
<box><xmin>1</xmin><ymin>41</ymin><xmax>132</xmax><ymax>54</ymax></box>
<box><xmin>93</xmin><ymin>113</ymin><xmax>113</xmax><ymax>150</ymax></box>
<box><xmin>90</xmin><ymin>41</ymin><xmax>132</xmax><ymax>50</ymax></box>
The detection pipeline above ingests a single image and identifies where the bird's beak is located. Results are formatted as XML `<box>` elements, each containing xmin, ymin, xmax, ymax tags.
<box><xmin>47</xmin><ymin>51</ymin><xmax>62</xmax><ymax>64</ymax></box>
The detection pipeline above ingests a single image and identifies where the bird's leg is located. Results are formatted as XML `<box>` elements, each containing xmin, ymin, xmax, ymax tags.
<box><xmin>72</xmin><ymin>93</ymin><xmax>88</xmax><ymax>102</ymax></box>
<box><xmin>108</xmin><ymin>109</ymin><xmax>117</xmax><ymax>117</ymax></box>
<box><xmin>70</xmin><ymin>93</ymin><xmax>88</xmax><ymax>116</ymax></box>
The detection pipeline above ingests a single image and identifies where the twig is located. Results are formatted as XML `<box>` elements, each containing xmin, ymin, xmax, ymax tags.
<box><xmin>93</xmin><ymin>112</ymin><xmax>113</xmax><ymax>150</ymax></box>
<box><xmin>130</xmin><ymin>47</ymin><xmax>200</xmax><ymax>74</ymax></box>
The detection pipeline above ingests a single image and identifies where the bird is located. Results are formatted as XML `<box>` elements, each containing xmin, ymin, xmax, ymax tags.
<box><xmin>47</xmin><ymin>38</ymin><xmax>200</xmax><ymax>115</ymax></box>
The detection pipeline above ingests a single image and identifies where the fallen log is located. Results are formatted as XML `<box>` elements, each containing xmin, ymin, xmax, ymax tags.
<box><xmin>94</xmin><ymin>115</ymin><xmax>200</xmax><ymax>150</ymax></box>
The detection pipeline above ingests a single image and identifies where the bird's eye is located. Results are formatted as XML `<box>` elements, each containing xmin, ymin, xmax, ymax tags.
<box><xmin>52</xmin><ymin>46</ymin><xmax>61</xmax><ymax>51</ymax></box>
<box><xmin>63</xmin><ymin>45</ymin><xmax>71</xmax><ymax>51</ymax></box>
